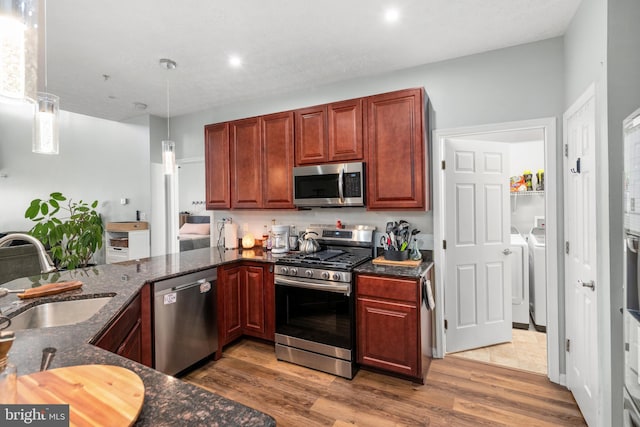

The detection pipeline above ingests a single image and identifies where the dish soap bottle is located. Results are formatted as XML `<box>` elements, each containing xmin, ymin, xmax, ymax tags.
<box><xmin>0</xmin><ymin>331</ymin><xmax>17</xmax><ymax>404</ymax></box>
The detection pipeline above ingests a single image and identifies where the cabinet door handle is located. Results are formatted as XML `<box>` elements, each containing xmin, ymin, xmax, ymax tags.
<box><xmin>502</xmin><ymin>248</ymin><xmax>512</xmax><ymax>255</ymax></box>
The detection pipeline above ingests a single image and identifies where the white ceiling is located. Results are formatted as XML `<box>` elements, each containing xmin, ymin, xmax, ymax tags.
<box><xmin>42</xmin><ymin>0</ymin><xmax>581</xmax><ymax>122</ymax></box>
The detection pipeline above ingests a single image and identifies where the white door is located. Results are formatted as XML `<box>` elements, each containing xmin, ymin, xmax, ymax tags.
<box><xmin>564</xmin><ymin>88</ymin><xmax>598</xmax><ymax>426</ymax></box>
<box><xmin>444</xmin><ymin>139</ymin><xmax>512</xmax><ymax>353</ymax></box>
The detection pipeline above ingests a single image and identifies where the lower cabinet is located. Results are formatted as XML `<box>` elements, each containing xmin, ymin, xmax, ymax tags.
<box><xmin>217</xmin><ymin>262</ymin><xmax>274</xmax><ymax>356</ymax></box>
<box><xmin>356</xmin><ymin>272</ymin><xmax>431</xmax><ymax>383</ymax></box>
<box><xmin>94</xmin><ymin>284</ymin><xmax>152</xmax><ymax>367</ymax></box>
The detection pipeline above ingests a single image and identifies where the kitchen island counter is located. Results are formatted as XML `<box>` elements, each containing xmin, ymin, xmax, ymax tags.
<box><xmin>0</xmin><ymin>247</ymin><xmax>276</xmax><ymax>426</ymax></box>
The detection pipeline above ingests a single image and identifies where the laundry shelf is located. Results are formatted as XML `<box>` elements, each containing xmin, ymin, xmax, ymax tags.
<box><xmin>510</xmin><ymin>190</ymin><xmax>545</xmax><ymax>196</ymax></box>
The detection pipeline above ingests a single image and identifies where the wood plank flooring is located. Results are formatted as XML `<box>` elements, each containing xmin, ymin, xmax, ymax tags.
<box><xmin>183</xmin><ymin>339</ymin><xmax>586</xmax><ymax>426</ymax></box>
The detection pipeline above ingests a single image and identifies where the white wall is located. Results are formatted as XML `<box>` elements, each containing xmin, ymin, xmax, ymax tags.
<box><xmin>0</xmin><ymin>102</ymin><xmax>151</xmax><ymax>263</ymax></box>
<box><xmin>169</xmin><ymin>37</ymin><xmax>564</xmax><ymax>250</ymax></box>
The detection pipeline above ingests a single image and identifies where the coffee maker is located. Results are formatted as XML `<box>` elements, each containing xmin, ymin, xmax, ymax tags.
<box><xmin>271</xmin><ymin>225</ymin><xmax>290</xmax><ymax>254</ymax></box>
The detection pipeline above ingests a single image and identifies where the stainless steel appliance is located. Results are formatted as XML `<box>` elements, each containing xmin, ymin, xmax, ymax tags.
<box><xmin>153</xmin><ymin>268</ymin><xmax>217</xmax><ymax>376</ymax></box>
<box><xmin>293</xmin><ymin>162</ymin><xmax>365</xmax><ymax>207</ymax></box>
<box><xmin>624</xmin><ymin>108</ymin><xmax>640</xmax><ymax>425</ymax></box>
<box><xmin>274</xmin><ymin>224</ymin><xmax>375</xmax><ymax>379</ymax></box>
<box><xmin>272</xmin><ymin>224</ymin><xmax>290</xmax><ymax>254</ymax></box>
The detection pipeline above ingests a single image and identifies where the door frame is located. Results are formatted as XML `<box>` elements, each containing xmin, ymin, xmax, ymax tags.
<box><xmin>433</xmin><ymin>117</ymin><xmax>559</xmax><ymax>384</ymax></box>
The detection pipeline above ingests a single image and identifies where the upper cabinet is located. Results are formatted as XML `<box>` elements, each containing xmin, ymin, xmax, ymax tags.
<box><xmin>205</xmin><ymin>87</ymin><xmax>428</xmax><ymax>211</ymax></box>
<box><xmin>366</xmin><ymin>88</ymin><xmax>428</xmax><ymax>211</ymax></box>
<box><xmin>262</xmin><ymin>112</ymin><xmax>295</xmax><ymax>209</ymax></box>
<box><xmin>295</xmin><ymin>98</ymin><xmax>364</xmax><ymax>165</ymax></box>
<box><xmin>205</xmin><ymin>114</ymin><xmax>295</xmax><ymax>210</ymax></box>
<box><xmin>230</xmin><ymin>117</ymin><xmax>263</xmax><ymax>208</ymax></box>
<box><xmin>204</xmin><ymin>123</ymin><xmax>230</xmax><ymax>210</ymax></box>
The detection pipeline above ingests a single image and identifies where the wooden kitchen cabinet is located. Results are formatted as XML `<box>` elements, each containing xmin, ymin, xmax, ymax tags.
<box><xmin>225</xmin><ymin>112</ymin><xmax>294</xmax><ymax>209</ymax></box>
<box><xmin>230</xmin><ymin>117</ymin><xmax>263</xmax><ymax>208</ymax></box>
<box><xmin>217</xmin><ymin>262</ymin><xmax>275</xmax><ymax>355</ymax></box>
<box><xmin>204</xmin><ymin>122</ymin><xmax>231</xmax><ymax>210</ymax></box>
<box><xmin>294</xmin><ymin>98</ymin><xmax>364</xmax><ymax>165</ymax></box>
<box><xmin>262</xmin><ymin>111</ymin><xmax>295</xmax><ymax>209</ymax></box>
<box><xmin>94</xmin><ymin>285</ymin><xmax>152</xmax><ymax>367</ymax></box>
<box><xmin>366</xmin><ymin>88</ymin><xmax>428</xmax><ymax>210</ymax></box>
<box><xmin>356</xmin><ymin>272</ymin><xmax>431</xmax><ymax>383</ymax></box>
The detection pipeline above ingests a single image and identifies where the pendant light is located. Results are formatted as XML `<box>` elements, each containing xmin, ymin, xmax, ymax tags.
<box><xmin>160</xmin><ymin>58</ymin><xmax>177</xmax><ymax>175</ymax></box>
<box><xmin>0</xmin><ymin>0</ymin><xmax>38</xmax><ymax>103</ymax></box>
<box><xmin>160</xmin><ymin>58</ymin><xmax>178</xmax><ymax>255</ymax></box>
<box><xmin>33</xmin><ymin>0</ymin><xmax>59</xmax><ymax>154</ymax></box>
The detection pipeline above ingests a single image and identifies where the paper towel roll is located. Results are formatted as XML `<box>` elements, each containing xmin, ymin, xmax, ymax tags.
<box><xmin>224</xmin><ymin>223</ymin><xmax>238</xmax><ymax>249</ymax></box>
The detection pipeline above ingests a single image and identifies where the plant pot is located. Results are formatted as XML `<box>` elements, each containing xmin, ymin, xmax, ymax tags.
<box><xmin>384</xmin><ymin>250</ymin><xmax>409</xmax><ymax>261</ymax></box>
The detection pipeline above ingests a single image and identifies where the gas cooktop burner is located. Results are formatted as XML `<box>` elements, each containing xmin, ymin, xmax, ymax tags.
<box><xmin>276</xmin><ymin>249</ymin><xmax>371</xmax><ymax>270</ymax></box>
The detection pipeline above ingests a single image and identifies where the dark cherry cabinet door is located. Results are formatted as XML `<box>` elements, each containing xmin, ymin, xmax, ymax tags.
<box><xmin>117</xmin><ymin>319</ymin><xmax>143</xmax><ymax>363</ymax></box>
<box><xmin>219</xmin><ymin>265</ymin><xmax>243</xmax><ymax>347</ymax></box>
<box><xmin>328</xmin><ymin>98</ymin><xmax>364</xmax><ymax>162</ymax></box>
<box><xmin>366</xmin><ymin>88</ymin><xmax>427</xmax><ymax>210</ymax></box>
<box><xmin>204</xmin><ymin>123</ymin><xmax>230</xmax><ymax>209</ymax></box>
<box><xmin>356</xmin><ymin>274</ymin><xmax>422</xmax><ymax>381</ymax></box>
<box><xmin>242</xmin><ymin>265</ymin><xmax>266</xmax><ymax>337</ymax></box>
<box><xmin>262</xmin><ymin>112</ymin><xmax>295</xmax><ymax>209</ymax></box>
<box><xmin>230</xmin><ymin>117</ymin><xmax>263</xmax><ymax>208</ymax></box>
<box><xmin>295</xmin><ymin>105</ymin><xmax>328</xmax><ymax>165</ymax></box>
<box><xmin>357</xmin><ymin>297</ymin><xmax>419</xmax><ymax>377</ymax></box>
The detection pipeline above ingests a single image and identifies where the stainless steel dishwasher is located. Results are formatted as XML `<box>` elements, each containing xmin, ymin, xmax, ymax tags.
<box><xmin>153</xmin><ymin>268</ymin><xmax>217</xmax><ymax>376</ymax></box>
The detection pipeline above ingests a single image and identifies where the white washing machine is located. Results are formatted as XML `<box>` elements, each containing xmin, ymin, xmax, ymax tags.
<box><xmin>528</xmin><ymin>227</ymin><xmax>546</xmax><ymax>331</ymax></box>
<box><xmin>510</xmin><ymin>231</ymin><xmax>530</xmax><ymax>328</ymax></box>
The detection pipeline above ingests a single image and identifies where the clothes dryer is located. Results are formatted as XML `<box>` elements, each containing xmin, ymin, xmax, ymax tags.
<box><xmin>528</xmin><ymin>227</ymin><xmax>546</xmax><ymax>331</ymax></box>
<box><xmin>510</xmin><ymin>231</ymin><xmax>530</xmax><ymax>328</ymax></box>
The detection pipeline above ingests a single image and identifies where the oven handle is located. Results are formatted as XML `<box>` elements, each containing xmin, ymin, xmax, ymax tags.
<box><xmin>275</xmin><ymin>276</ymin><xmax>350</xmax><ymax>296</ymax></box>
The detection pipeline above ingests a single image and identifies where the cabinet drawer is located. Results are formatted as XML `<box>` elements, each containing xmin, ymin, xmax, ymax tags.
<box><xmin>356</xmin><ymin>275</ymin><xmax>418</xmax><ymax>303</ymax></box>
<box><xmin>95</xmin><ymin>293</ymin><xmax>141</xmax><ymax>353</ymax></box>
<box><xmin>107</xmin><ymin>246</ymin><xmax>129</xmax><ymax>262</ymax></box>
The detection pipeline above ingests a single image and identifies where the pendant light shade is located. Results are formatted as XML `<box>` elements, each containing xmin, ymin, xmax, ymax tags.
<box><xmin>162</xmin><ymin>140</ymin><xmax>176</xmax><ymax>175</ymax></box>
<box><xmin>33</xmin><ymin>92</ymin><xmax>59</xmax><ymax>154</ymax></box>
<box><xmin>0</xmin><ymin>0</ymin><xmax>38</xmax><ymax>103</ymax></box>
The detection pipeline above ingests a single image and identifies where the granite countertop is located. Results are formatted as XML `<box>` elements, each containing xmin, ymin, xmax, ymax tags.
<box><xmin>354</xmin><ymin>250</ymin><xmax>434</xmax><ymax>279</ymax></box>
<box><xmin>0</xmin><ymin>246</ymin><xmax>276</xmax><ymax>427</ymax></box>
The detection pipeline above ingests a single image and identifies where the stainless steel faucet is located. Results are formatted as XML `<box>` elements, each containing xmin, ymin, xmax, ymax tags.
<box><xmin>0</xmin><ymin>233</ymin><xmax>57</xmax><ymax>274</ymax></box>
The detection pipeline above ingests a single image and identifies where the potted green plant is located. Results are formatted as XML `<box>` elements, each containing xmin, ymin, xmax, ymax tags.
<box><xmin>24</xmin><ymin>192</ymin><xmax>104</xmax><ymax>269</ymax></box>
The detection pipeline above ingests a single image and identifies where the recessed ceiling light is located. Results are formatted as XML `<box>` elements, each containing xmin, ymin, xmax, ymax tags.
<box><xmin>229</xmin><ymin>55</ymin><xmax>242</xmax><ymax>68</ymax></box>
<box><xmin>384</xmin><ymin>7</ymin><xmax>400</xmax><ymax>23</ymax></box>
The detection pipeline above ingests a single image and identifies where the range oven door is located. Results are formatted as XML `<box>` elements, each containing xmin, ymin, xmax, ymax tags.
<box><xmin>275</xmin><ymin>277</ymin><xmax>354</xmax><ymax>354</ymax></box>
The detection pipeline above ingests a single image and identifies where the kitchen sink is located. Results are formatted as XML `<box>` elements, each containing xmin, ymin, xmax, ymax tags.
<box><xmin>8</xmin><ymin>297</ymin><xmax>113</xmax><ymax>331</ymax></box>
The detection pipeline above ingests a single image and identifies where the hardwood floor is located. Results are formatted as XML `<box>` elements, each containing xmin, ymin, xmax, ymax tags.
<box><xmin>183</xmin><ymin>339</ymin><xmax>585</xmax><ymax>426</ymax></box>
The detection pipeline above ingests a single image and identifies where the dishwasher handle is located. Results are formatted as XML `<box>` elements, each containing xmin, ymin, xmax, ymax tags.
<box><xmin>172</xmin><ymin>278</ymin><xmax>209</xmax><ymax>292</ymax></box>
<box><xmin>155</xmin><ymin>278</ymin><xmax>214</xmax><ymax>296</ymax></box>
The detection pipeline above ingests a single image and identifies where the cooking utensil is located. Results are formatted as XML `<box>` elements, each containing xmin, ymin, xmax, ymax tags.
<box><xmin>379</xmin><ymin>235</ymin><xmax>389</xmax><ymax>250</ymax></box>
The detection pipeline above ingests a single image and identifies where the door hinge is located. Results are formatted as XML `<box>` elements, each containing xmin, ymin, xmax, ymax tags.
<box><xmin>441</xmin><ymin>160</ymin><xmax>446</xmax><ymax>170</ymax></box>
<box><xmin>566</xmin><ymin>339</ymin><xmax>570</xmax><ymax>352</ymax></box>
<box><xmin>565</xmin><ymin>241</ymin><xmax>570</xmax><ymax>254</ymax></box>
<box><xmin>444</xmin><ymin>319</ymin><xmax>448</xmax><ymax>330</ymax></box>
<box><xmin>564</xmin><ymin>144</ymin><xmax>569</xmax><ymax>157</ymax></box>
<box><xmin>443</xmin><ymin>240</ymin><xmax>447</xmax><ymax>250</ymax></box>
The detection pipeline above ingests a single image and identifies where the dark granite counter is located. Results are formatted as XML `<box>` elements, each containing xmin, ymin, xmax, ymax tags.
<box><xmin>0</xmin><ymin>246</ymin><xmax>276</xmax><ymax>426</ymax></box>
<box><xmin>354</xmin><ymin>251</ymin><xmax>434</xmax><ymax>279</ymax></box>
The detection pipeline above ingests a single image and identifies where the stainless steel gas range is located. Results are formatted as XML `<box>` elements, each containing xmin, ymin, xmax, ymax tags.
<box><xmin>274</xmin><ymin>224</ymin><xmax>375</xmax><ymax>379</ymax></box>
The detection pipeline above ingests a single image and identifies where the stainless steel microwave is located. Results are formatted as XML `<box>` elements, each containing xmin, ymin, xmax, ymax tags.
<box><xmin>293</xmin><ymin>162</ymin><xmax>365</xmax><ymax>207</ymax></box>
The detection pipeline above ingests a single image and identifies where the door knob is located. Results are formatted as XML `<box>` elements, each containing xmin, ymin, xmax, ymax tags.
<box><xmin>502</xmin><ymin>248</ymin><xmax>512</xmax><ymax>255</ymax></box>
<box><xmin>578</xmin><ymin>279</ymin><xmax>595</xmax><ymax>291</ymax></box>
